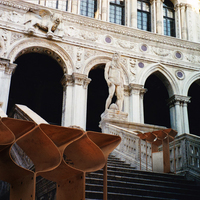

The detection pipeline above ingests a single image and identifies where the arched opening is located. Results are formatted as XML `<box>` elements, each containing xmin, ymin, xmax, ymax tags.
<box><xmin>144</xmin><ymin>73</ymin><xmax>171</xmax><ymax>128</ymax></box>
<box><xmin>7</xmin><ymin>53</ymin><xmax>64</xmax><ymax>125</ymax></box>
<box><xmin>86</xmin><ymin>65</ymin><xmax>110</xmax><ymax>132</ymax></box>
<box><xmin>188</xmin><ymin>80</ymin><xmax>200</xmax><ymax>136</ymax></box>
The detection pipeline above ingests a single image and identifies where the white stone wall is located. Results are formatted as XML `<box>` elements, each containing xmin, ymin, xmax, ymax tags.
<box><xmin>0</xmin><ymin>0</ymin><xmax>199</xmax><ymax>134</ymax></box>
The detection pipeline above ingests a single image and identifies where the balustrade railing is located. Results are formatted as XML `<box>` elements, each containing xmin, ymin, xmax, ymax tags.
<box><xmin>169</xmin><ymin>133</ymin><xmax>200</xmax><ymax>181</ymax></box>
<box><xmin>107</xmin><ymin>124</ymin><xmax>153</xmax><ymax>171</ymax></box>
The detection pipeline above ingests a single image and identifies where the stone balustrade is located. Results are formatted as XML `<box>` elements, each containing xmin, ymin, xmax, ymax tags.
<box><xmin>107</xmin><ymin>124</ymin><xmax>152</xmax><ymax>171</ymax></box>
<box><xmin>169</xmin><ymin>133</ymin><xmax>200</xmax><ymax>182</ymax></box>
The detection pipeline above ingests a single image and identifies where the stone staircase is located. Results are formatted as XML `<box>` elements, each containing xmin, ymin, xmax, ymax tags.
<box><xmin>86</xmin><ymin>154</ymin><xmax>200</xmax><ymax>200</ymax></box>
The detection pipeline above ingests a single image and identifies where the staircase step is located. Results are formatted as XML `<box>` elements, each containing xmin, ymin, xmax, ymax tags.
<box><xmin>85</xmin><ymin>154</ymin><xmax>200</xmax><ymax>200</ymax></box>
<box><xmin>86</xmin><ymin>183</ymin><xmax>199</xmax><ymax>199</ymax></box>
<box><xmin>86</xmin><ymin>173</ymin><xmax>198</xmax><ymax>191</ymax></box>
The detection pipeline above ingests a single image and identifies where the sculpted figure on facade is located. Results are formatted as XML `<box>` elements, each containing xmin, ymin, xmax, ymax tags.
<box><xmin>105</xmin><ymin>52</ymin><xmax>125</xmax><ymax>111</ymax></box>
<box><xmin>25</xmin><ymin>8</ymin><xmax>60</xmax><ymax>35</ymax></box>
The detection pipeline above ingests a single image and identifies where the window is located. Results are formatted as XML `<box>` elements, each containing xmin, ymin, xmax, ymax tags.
<box><xmin>163</xmin><ymin>0</ymin><xmax>175</xmax><ymax>37</ymax></box>
<box><xmin>109</xmin><ymin>0</ymin><xmax>125</xmax><ymax>25</ymax></box>
<box><xmin>46</xmin><ymin>0</ymin><xmax>68</xmax><ymax>11</ymax></box>
<box><xmin>80</xmin><ymin>0</ymin><xmax>97</xmax><ymax>18</ymax></box>
<box><xmin>137</xmin><ymin>0</ymin><xmax>151</xmax><ymax>31</ymax></box>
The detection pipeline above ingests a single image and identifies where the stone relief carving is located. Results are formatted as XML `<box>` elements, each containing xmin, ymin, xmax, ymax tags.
<box><xmin>24</xmin><ymin>8</ymin><xmax>61</xmax><ymax>38</ymax></box>
<box><xmin>118</xmin><ymin>40</ymin><xmax>134</xmax><ymax>50</ymax></box>
<box><xmin>186</xmin><ymin>55</ymin><xmax>196</xmax><ymax>63</ymax></box>
<box><xmin>10</xmin><ymin>32</ymin><xmax>24</xmax><ymax>45</ymax></box>
<box><xmin>129</xmin><ymin>58</ymin><xmax>137</xmax><ymax>82</ymax></box>
<box><xmin>0</xmin><ymin>29</ymin><xmax>9</xmax><ymax>58</ymax></box>
<box><xmin>152</xmin><ymin>47</ymin><xmax>170</xmax><ymax>57</ymax></box>
<box><xmin>0</xmin><ymin>36</ymin><xmax>4</xmax><ymax>57</ymax></box>
<box><xmin>84</xmin><ymin>49</ymin><xmax>96</xmax><ymax>60</ymax></box>
<box><xmin>76</xmin><ymin>48</ymin><xmax>83</xmax><ymax>70</ymax></box>
<box><xmin>104</xmin><ymin>52</ymin><xmax>125</xmax><ymax>111</ymax></box>
<box><xmin>80</xmin><ymin>31</ymin><xmax>98</xmax><ymax>42</ymax></box>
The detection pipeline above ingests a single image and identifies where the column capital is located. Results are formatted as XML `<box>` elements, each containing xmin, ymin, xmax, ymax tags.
<box><xmin>167</xmin><ymin>95</ymin><xmax>191</xmax><ymax>106</ymax></box>
<box><xmin>0</xmin><ymin>58</ymin><xmax>17</xmax><ymax>75</ymax></box>
<box><xmin>124</xmin><ymin>83</ymin><xmax>147</xmax><ymax>96</ymax></box>
<box><xmin>61</xmin><ymin>73</ymin><xmax>91</xmax><ymax>88</ymax></box>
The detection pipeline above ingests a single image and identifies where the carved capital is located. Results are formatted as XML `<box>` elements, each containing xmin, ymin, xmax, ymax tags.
<box><xmin>83</xmin><ymin>78</ymin><xmax>91</xmax><ymax>89</ymax></box>
<box><xmin>0</xmin><ymin>58</ymin><xmax>16</xmax><ymax>75</ymax></box>
<box><xmin>72</xmin><ymin>72</ymin><xmax>88</xmax><ymax>86</ymax></box>
<box><xmin>167</xmin><ymin>95</ymin><xmax>191</xmax><ymax>107</ymax></box>
<box><xmin>129</xmin><ymin>83</ymin><xmax>147</xmax><ymax>96</ymax></box>
<box><xmin>61</xmin><ymin>73</ymin><xmax>91</xmax><ymax>88</ymax></box>
<box><xmin>61</xmin><ymin>74</ymin><xmax>73</xmax><ymax>87</ymax></box>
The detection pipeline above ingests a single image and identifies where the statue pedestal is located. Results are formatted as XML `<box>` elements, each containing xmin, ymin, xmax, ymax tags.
<box><xmin>100</xmin><ymin>109</ymin><xmax>128</xmax><ymax>133</ymax></box>
<box><xmin>101</xmin><ymin>109</ymin><xmax>128</xmax><ymax>121</ymax></box>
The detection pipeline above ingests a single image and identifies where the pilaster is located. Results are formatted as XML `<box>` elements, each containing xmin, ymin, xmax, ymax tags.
<box><xmin>130</xmin><ymin>0</ymin><xmax>137</xmax><ymax>28</ymax></box>
<box><xmin>61</xmin><ymin>73</ymin><xmax>91</xmax><ymax>130</ymax></box>
<box><xmin>180</xmin><ymin>4</ymin><xmax>187</xmax><ymax>40</ymax></box>
<box><xmin>167</xmin><ymin>95</ymin><xmax>191</xmax><ymax>135</ymax></box>
<box><xmin>102</xmin><ymin>0</ymin><xmax>108</xmax><ymax>21</ymax></box>
<box><xmin>156</xmin><ymin>0</ymin><xmax>164</xmax><ymax>34</ymax></box>
<box><xmin>71</xmin><ymin>0</ymin><xmax>79</xmax><ymax>14</ymax></box>
<box><xmin>175</xmin><ymin>4</ymin><xmax>181</xmax><ymax>39</ymax></box>
<box><xmin>0</xmin><ymin>58</ymin><xmax>16</xmax><ymax>113</ymax></box>
<box><xmin>150</xmin><ymin>0</ymin><xmax>156</xmax><ymax>33</ymax></box>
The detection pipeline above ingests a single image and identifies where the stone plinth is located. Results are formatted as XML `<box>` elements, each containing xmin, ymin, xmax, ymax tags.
<box><xmin>101</xmin><ymin>109</ymin><xmax>128</xmax><ymax>121</ymax></box>
<box><xmin>100</xmin><ymin>109</ymin><xmax>128</xmax><ymax>133</ymax></box>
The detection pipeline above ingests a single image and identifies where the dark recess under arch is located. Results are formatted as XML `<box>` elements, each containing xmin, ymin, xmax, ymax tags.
<box><xmin>7</xmin><ymin>53</ymin><xmax>64</xmax><ymax>125</ymax></box>
<box><xmin>144</xmin><ymin>73</ymin><xmax>171</xmax><ymax>128</ymax></box>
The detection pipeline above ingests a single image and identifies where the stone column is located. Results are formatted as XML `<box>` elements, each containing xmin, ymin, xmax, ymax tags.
<box><xmin>150</xmin><ymin>0</ymin><xmax>156</xmax><ymax>33</ymax></box>
<box><xmin>102</xmin><ymin>0</ymin><xmax>108</xmax><ymax>21</ymax></box>
<box><xmin>61</xmin><ymin>73</ymin><xmax>91</xmax><ymax>130</ymax></box>
<box><xmin>180</xmin><ymin>4</ymin><xmax>187</xmax><ymax>40</ymax></box>
<box><xmin>67</xmin><ymin>0</ymin><xmax>72</xmax><ymax>12</ymax></box>
<box><xmin>185</xmin><ymin>3</ymin><xmax>196</xmax><ymax>42</ymax></box>
<box><xmin>167</xmin><ymin>95</ymin><xmax>191</xmax><ymax>135</ymax></box>
<box><xmin>156</xmin><ymin>0</ymin><xmax>163</xmax><ymax>34</ymax></box>
<box><xmin>0</xmin><ymin>58</ymin><xmax>16</xmax><ymax>113</ymax></box>
<box><xmin>128</xmin><ymin>84</ymin><xmax>147</xmax><ymax>123</ymax></box>
<box><xmin>175</xmin><ymin>4</ymin><xmax>181</xmax><ymax>39</ymax></box>
<box><xmin>130</xmin><ymin>0</ymin><xmax>137</xmax><ymax>28</ymax></box>
<box><xmin>71</xmin><ymin>0</ymin><xmax>79</xmax><ymax>14</ymax></box>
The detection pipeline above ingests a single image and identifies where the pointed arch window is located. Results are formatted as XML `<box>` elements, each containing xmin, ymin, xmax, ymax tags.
<box><xmin>80</xmin><ymin>0</ymin><xmax>97</xmax><ymax>18</ymax></box>
<box><xmin>137</xmin><ymin>0</ymin><xmax>151</xmax><ymax>31</ymax></box>
<box><xmin>163</xmin><ymin>0</ymin><xmax>175</xmax><ymax>37</ymax></box>
<box><xmin>109</xmin><ymin>0</ymin><xmax>125</xmax><ymax>25</ymax></box>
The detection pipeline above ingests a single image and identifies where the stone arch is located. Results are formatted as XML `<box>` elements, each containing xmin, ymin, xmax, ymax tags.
<box><xmin>7</xmin><ymin>38</ymin><xmax>74</xmax><ymax>74</ymax></box>
<box><xmin>183</xmin><ymin>73</ymin><xmax>200</xmax><ymax>96</ymax></box>
<box><xmin>83</xmin><ymin>55</ymin><xmax>129</xmax><ymax>85</ymax></box>
<box><xmin>138</xmin><ymin>63</ymin><xmax>179</xmax><ymax>97</ymax></box>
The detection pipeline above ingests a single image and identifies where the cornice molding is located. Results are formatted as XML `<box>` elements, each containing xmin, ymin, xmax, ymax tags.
<box><xmin>0</xmin><ymin>0</ymin><xmax>29</xmax><ymax>11</ymax></box>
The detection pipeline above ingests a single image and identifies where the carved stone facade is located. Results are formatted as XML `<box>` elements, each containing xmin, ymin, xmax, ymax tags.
<box><xmin>0</xmin><ymin>0</ymin><xmax>200</xmax><ymax>196</ymax></box>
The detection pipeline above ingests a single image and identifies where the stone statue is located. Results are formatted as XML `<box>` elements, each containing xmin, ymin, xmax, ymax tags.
<box><xmin>105</xmin><ymin>52</ymin><xmax>124</xmax><ymax>111</ymax></box>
